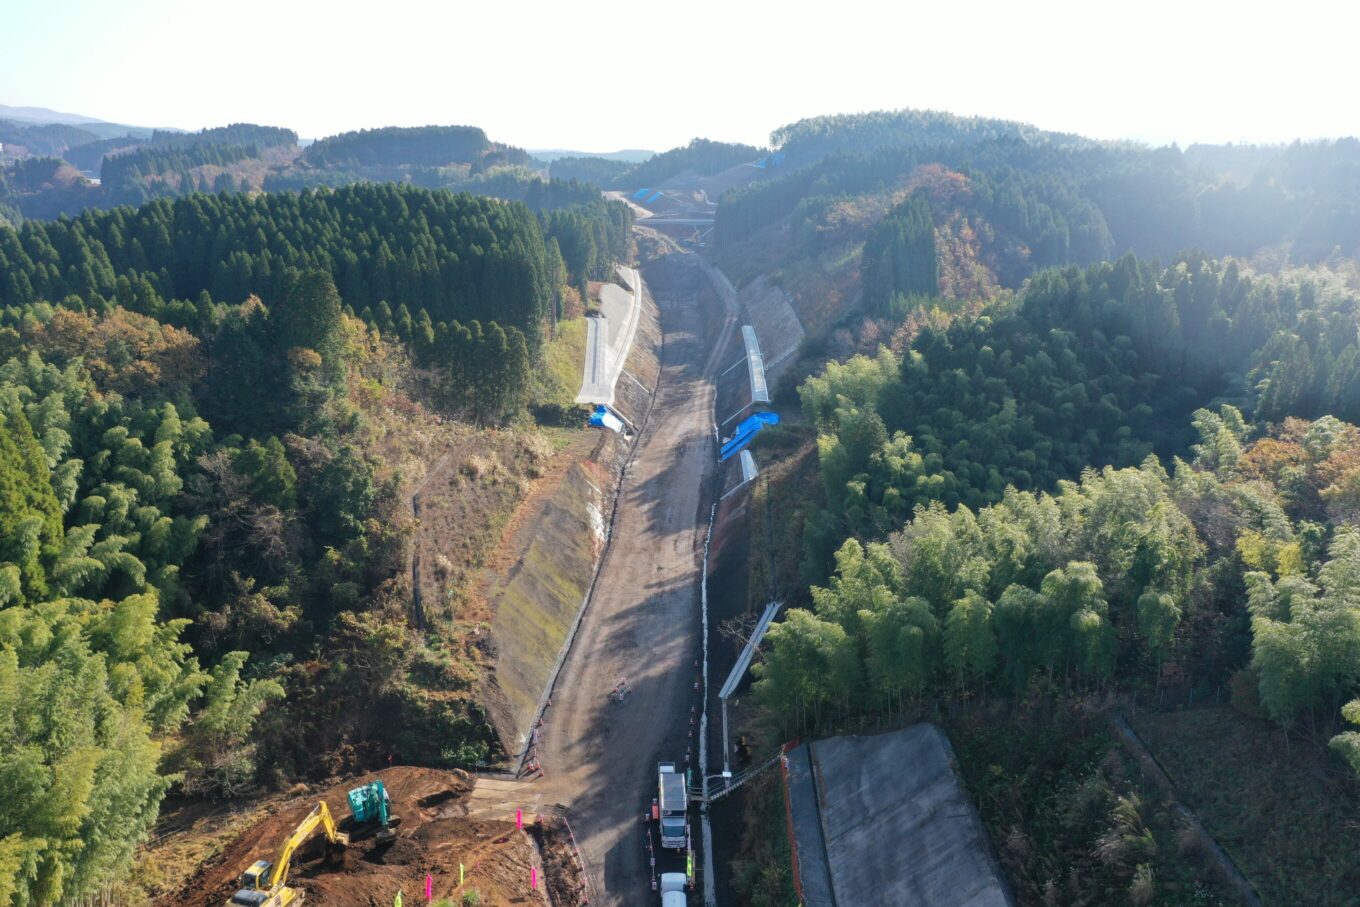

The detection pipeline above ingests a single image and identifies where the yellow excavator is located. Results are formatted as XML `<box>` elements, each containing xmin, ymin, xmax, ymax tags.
<box><xmin>225</xmin><ymin>802</ymin><xmax>349</xmax><ymax>907</ymax></box>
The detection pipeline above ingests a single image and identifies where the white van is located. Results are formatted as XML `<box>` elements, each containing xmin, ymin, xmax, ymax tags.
<box><xmin>660</xmin><ymin>871</ymin><xmax>688</xmax><ymax>907</ymax></box>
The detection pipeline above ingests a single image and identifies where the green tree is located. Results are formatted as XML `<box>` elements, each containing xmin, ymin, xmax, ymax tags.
<box><xmin>810</xmin><ymin>539</ymin><xmax>903</xmax><ymax>632</ymax></box>
<box><xmin>861</xmin><ymin>595</ymin><xmax>936</xmax><ymax>707</ymax></box>
<box><xmin>0</xmin><ymin>406</ymin><xmax>63</xmax><ymax>602</ymax></box>
<box><xmin>861</xmin><ymin>193</ymin><xmax>938</xmax><ymax>317</ymax></box>
<box><xmin>0</xmin><ymin>592</ymin><xmax>207</xmax><ymax>904</ymax></box>
<box><xmin>1251</xmin><ymin>530</ymin><xmax>1360</xmax><ymax>725</ymax></box>
<box><xmin>169</xmin><ymin>651</ymin><xmax>285</xmax><ymax>798</ymax></box>
<box><xmin>233</xmin><ymin>437</ymin><xmax>297</xmax><ymax>510</ymax></box>
<box><xmin>943</xmin><ymin>589</ymin><xmax>997</xmax><ymax>693</ymax></box>
<box><xmin>1136</xmin><ymin>589</ymin><xmax>1180</xmax><ymax>658</ymax></box>
<box><xmin>274</xmin><ymin>269</ymin><xmax>344</xmax><ymax>362</ymax></box>
<box><xmin>1040</xmin><ymin>561</ymin><xmax>1114</xmax><ymax>683</ymax></box>
<box><xmin>754</xmin><ymin>609</ymin><xmax>861</xmax><ymax>732</ymax></box>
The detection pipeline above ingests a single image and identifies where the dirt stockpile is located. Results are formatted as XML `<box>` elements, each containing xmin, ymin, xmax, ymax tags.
<box><xmin>164</xmin><ymin>767</ymin><xmax>571</xmax><ymax>907</ymax></box>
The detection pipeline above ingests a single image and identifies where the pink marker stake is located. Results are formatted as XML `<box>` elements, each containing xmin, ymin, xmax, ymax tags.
<box><xmin>425</xmin><ymin>874</ymin><xmax>433</xmax><ymax>901</ymax></box>
<box><xmin>531</xmin><ymin>867</ymin><xmax>538</xmax><ymax>890</ymax></box>
<box><xmin>516</xmin><ymin>808</ymin><xmax>522</xmax><ymax>830</ymax></box>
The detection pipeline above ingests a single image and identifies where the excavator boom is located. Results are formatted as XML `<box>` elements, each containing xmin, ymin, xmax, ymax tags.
<box><xmin>270</xmin><ymin>802</ymin><xmax>347</xmax><ymax>889</ymax></box>
<box><xmin>226</xmin><ymin>802</ymin><xmax>348</xmax><ymax>907</ymax></box>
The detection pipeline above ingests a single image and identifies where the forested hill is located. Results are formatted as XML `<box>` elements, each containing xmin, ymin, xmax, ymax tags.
<box><xmin>800</xmin><ymin>254</ymin><xmax>1360</xmax><ymax>552</ymax></box>
<box><xmin>0</xmin><ymin>183</ymin><xmax>630</xmax><ymax>347</ymax></box>
<box><xmin>734</xmin><ymin>117</ymin><xmax>1360</xmax><ymax>903</ymax></box>
<box><xmin>302</xmin><ymin>124</ymin><xmax>527</xmax><ymax>169</ymax></box>
<box><xmin>541</xmin><ymin>139</ymin><xmax>766</xmax><ymax>191</ymax></box>
<box><xmin>0</xmin><ymin>120</ymin><xmax>589</xmax><ymax>221</ymax></box>
<box><xmin>771</xmin><ymin>108</ymin><xmax>1096</xmax><ymax>167</ymax></box>
<box><xmin>613</xmin><ymin>138</ymin><xmax>763</xmax><ymax>189</ymax></box>
<box><xmin>714</xmin><ymin>114</ymin><xmax>1360</xmax><ymax>323</ymax></box>
<box><xmin>147</xmin><ymin>123</ymin><xmax>298</xmax><ymax>150</ymax></box>
<box><xmin>0</xmin><ymin>175</ymin><xmax>629</xmax><ymax>902</ymax></box>
<box><xmin>727</xmin><ymin>135</ymin><xmax>1360</xmax><ymax>266</ymax></box>
<box><xmin>0</xmin><ymin>118</ymin><xmax>107</xmax><ymax>158</ymax></box>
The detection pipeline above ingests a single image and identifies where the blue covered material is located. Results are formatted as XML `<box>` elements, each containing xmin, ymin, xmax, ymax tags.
<box><xmin>589</xmin><ymin>405</ymin><xmax>625</xmax><ymax>433</ymax></box>
<box><xmin>646</xmin><ymin>191</ymin><xmax>663</xmax><ymax>203</ymax></box>
<box><xmin>633</xmin><ymin>188</ymin><xmax>650</xmax><ymax>200</ymax></box>
<box><xmin>720</xmin><ymin>411</ymin><xmax>779</xmax><ymax>461</ymax></box>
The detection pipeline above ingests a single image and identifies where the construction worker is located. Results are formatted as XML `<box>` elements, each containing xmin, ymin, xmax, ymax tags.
<box><xmin>393</xmin><ymin>890</ymin><xmax>403</xmax><ymax>907</ymax></box>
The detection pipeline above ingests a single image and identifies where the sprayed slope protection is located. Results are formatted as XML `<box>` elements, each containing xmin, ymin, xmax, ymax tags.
<box><xmin>480</xmin><ymin>274</ymin><xmax>662</xmax><ymax>756</ymax></box>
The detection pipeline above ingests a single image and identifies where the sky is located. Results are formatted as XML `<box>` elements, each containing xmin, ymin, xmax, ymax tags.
<box><xmin>3</xmin><ymin>0</ymin><xmax>1356</xmax><ymax>152</ymax></box>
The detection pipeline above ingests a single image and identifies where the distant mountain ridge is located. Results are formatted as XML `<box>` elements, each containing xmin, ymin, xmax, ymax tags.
<box><xmin>530</xmin><ymin>148</ymin><xmax>655</xmax><ymax>163</ymax></box>
<box><xmin>0</xmin><ymin>102</ymin><xmax>172</xmax><ymax>139</ymax></box>
<box><xmin>0</xmin><ymin>103</ymin><xmax>109</xmax><ymax>125</ymax></box>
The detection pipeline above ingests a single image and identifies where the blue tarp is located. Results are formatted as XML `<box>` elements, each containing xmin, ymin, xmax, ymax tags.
<box><xmin>646</xmin><ymin>191</ymin><xmax>663</xmax><ymax>204</ymax></box>
<box><xmin>720</xmin><ymin>411</ymin><xmax>779</xmax><ymax>461</ymax></box>
<box><xmin>633</xmin><ymin>188</ymin><xmax>650</xmax><ymax>200</ymax></box>
<box><xmin>589</xmin><ymin>405</ymin><xmax>625</xmax><ymax>433</ymax></box>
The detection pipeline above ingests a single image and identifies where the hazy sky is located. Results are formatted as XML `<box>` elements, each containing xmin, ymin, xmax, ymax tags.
<box><xmin>4</xmin><ymin>0</ymin><xmax>1355</xmax><ymax>152</ymax></box>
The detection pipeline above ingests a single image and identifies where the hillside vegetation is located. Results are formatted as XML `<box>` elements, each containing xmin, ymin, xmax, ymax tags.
<box><xmin>716</xmin><ymin>113</ymin><xmax>1360</xmax><ymax>350</ymax></box>
<box><xmin>0</xmin><ymin>179</ymin><xmax>628</xmax><ymax>903</ymax></box>
<box><xmin>731</xmin><ymin>109</ymin><xmax>1360</xmax><ymax>904</ymax></box>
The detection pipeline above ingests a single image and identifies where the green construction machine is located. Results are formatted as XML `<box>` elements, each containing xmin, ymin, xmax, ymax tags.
<box><xmin>345</xmin><ymin>779</ymin><xmax>400</xmax><ymax>844</ymax></box>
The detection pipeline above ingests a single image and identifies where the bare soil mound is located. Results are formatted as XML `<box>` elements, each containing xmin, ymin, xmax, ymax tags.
<box><xmin>163</xmin><ymin>767</ymin><xmax>564</xmax><ymax>907</ymax></box>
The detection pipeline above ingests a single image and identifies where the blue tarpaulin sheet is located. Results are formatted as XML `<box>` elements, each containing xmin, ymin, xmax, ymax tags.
<box><xmin>720</xmin><ymin>411</ymin><xmax>779</xmax><ymax>461</ymax></box>
<box><xmin>589</xmin><ymin>405</ymin><xmax>625</xmax><ymax>433</ymax></box>
<box><xmin>646</xmin><ymin>191</ymin><xmax>663</xmax><ymax>203</ymax></box>
<box><xmin>633</xmin><ymin>188</ymin><xmax>650</xmax><ymax>200</ymax></box>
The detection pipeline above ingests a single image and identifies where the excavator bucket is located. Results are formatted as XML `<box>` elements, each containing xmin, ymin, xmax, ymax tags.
<box><xmin>324</xmin><ymin>838</ymin><xmax>348</xmax><ymax>868</ymax></box>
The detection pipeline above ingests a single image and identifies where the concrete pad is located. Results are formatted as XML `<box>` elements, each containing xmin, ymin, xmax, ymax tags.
<box><xmin>785</xmin><ymin>724</ymin><xmax>1013</xmax><ymax>907</ymax></box>
<box><xmin>576</xmin><ymin>266</ymin><xmax>643</xmax><ymax>405</ymax></box>
<box><xmin>741</xmin><ymin>325</ymin><xmax>770</xmax><ymax>404</ymax></box>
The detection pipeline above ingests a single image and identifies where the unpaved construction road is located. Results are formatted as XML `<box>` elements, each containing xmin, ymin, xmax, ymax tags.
<box><xmin>534</xmin><ymin>238</ymin><xmax>737</xmax><ymax>905</ymax></box>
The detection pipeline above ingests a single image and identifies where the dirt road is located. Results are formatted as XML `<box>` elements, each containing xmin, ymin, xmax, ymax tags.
<box><xmin>534</xmin><ymin>238</ymin><xmax>737</xmax><ymax>905</ymax></box>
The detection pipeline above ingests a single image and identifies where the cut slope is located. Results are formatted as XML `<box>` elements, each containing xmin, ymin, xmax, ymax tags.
<box><xmin>480</xmin><ymin>275</ymin><xmax>662</xmax><ymax>757</ymax></box>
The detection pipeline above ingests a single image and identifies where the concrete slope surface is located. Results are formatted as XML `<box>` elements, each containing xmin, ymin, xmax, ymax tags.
<box><xmin>787</xmin><ymin>724</ymin><xmax>1014</xmax><ymax>907</ymax></box>
<box><xmin>535</xmin><ymin>243</ymin><xmax>737</xmax><ymax>905</ymax></box>
<box><xmin>576</xmin><ymin>267</ymin><xmax>643</xmax><ymax>406</ymax></box>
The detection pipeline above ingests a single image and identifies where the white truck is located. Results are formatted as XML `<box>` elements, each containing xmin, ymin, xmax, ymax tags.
<box><xmin>660</xmin><ymin>871</ymin><xmax>688</xmax><ymax>906</ymax></box>
<box><xmin>656</xmin><ymin>761</ymin><xmax>688</xmax><ymax>850</ymax></box>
